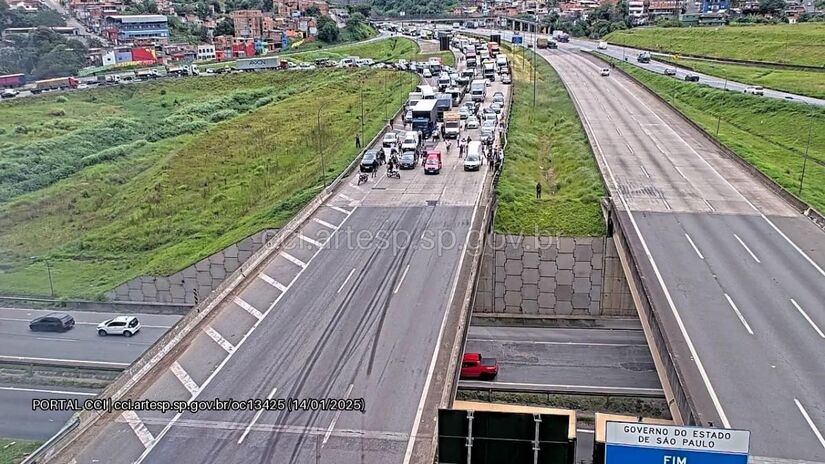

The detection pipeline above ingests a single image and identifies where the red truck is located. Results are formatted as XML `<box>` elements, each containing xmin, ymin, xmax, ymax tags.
<box><xmin>423</xmin><ymin>150</ymin><xmax>442</xmax><ymax>174</ymax></box>
<box><xmin>460</xmin><ymin>353</ymin><xmax>498</xmax><ymax>380</ymax></box>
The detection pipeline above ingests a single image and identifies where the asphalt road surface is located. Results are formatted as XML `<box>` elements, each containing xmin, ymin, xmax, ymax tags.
<box><xmin>510</xmin><ymin>34</ymin><xmax>825</xmax><ymax>462</ymax></box>
<box><xmin>55</xmin><ymin>55</ymin><xmax>507</xmax><ymax>464</ymax></box>
<box><xmin>0</xmin><ymin>307</ymin><xmax>179</xmax><ymax>368</ymax></box>
<box><xmin>584</xmin><ymin>40</ymin><xmax>825</xmax><ymax>107</ymax></box>
<box><xmin>463</xmin><ymin>324</ymin><xmax>662</xmax><ymax>396</ymax></box>
<box><xmin>0</xmin><ymin>383</ymin><xmax>99</xmax><ymax>441</ymax></box>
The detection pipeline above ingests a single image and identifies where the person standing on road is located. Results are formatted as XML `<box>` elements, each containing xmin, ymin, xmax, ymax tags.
<box><xmin>535</xmin><ymin>182</ymin><xmax>542</xmax><ymax>199</ymax></box>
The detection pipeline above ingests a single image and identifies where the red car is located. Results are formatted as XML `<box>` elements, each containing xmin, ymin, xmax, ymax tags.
<box><xmin>423</xmin><ymin>150</ymin><xmax>442</xmax><ymax>174</ymax></box>
<box><xmin>460</xmin><ymin>353</ymin><xmax>498</xmax><ymax>380</ymax></box>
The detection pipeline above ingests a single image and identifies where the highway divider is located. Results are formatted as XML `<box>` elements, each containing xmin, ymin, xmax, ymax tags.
<box><xmin>23</xmin><ymin>81</ymin><xmax>414</xmax><ymax>464</ymax></box>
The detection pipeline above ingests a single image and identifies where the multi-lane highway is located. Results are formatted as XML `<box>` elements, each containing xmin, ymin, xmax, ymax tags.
<box><xmin>572</xmin><ymin>39</ymin><xmax>825</xmax><ymax>107</ymax></box>
<box><xmin>51</xmin><ymin>56</ymin><xmax>507</xmax><ymax>464</ymax></box>
<box><xmin>462</xmin><ymin>324</ymin><xmax>663</xmax><ymax>397</ymax></box>
<box><xmin>0</xmin><ymin>307</ymin><xmax>179</xmax><ymax>368</ymax></box>
<box><xmin>523</xmin><ymin>36</ymin><xmax>825</xmax><ymax>462</ymax></box>
<box><xmin>0</xmin><ymin>383</ymin><xmax>98</xmax><ymax>441</ymax></box>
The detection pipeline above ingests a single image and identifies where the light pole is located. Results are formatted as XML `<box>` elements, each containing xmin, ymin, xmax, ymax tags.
<box><xmin>31</xmin><ymin>256</ymin><xmax>55</xmax><ymax>297</ymax></box>
<box><xmin>360</xmin><ymin>84</ymin><xmax>365</xmax><ymax>141</ymax></box>
<box><xmin>798</xmin><ymin>111</ymin><xmax>814</xmax><ymax>195</ymax></box>
<box><xmin>317</xmin><ymin>106</ymin><xmax>327</xmax><ymax>188</ymax></box>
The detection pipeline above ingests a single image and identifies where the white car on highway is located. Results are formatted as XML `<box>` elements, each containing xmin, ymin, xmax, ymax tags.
<box><xmin>600</xmin><ymin>68</ymin><xmax>610</xmax><ymax>76</ymax></box>
<box><xmin>422</xmin><ymin>68</ymin><xmax>432</xmax><ymax>78</ymax></box>
<box><xmin>744</xmin><ymin>86</ymin><xmax>764</xmax><ymax>96</ymax></box>
<box><xmin>466</xmin><ymin>116</ymin><xmax>480</xmax><ymax>129</ymax></box>
<box><xmin>97</xmin><ymin>316</ymin><xmax>141</xmax><ymax>337</ymax></box>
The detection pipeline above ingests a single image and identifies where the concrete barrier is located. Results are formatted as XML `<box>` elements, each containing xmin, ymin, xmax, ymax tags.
<box><xmin>0</xmin><ymin>296</ymin><xmax>191</xmax><ymax>315</ymax></box>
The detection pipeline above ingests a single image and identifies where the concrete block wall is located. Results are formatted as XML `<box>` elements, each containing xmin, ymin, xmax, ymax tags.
<box><xmin>107</xmin><ymin>229</ymin><xmax>278</xmax><ymax>304</ymax></box>
<box><xmin>474</xmin><ymin>234</ymin><xmax>636</xmax><ymax>317</ymax></box>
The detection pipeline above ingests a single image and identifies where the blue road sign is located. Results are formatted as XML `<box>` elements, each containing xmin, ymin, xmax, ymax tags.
<box><xmin>511</xmin><ymin>35</ymin><xmax>523</xmax><ymax>44</ymax></box>
<box><xmin>606</xmin><ymin>422</ymin><xmax>750</xmax><ymax>464</ymax></box>
<box><xmin>281</xmin><ymin>34</ymin><xmax>289</xmax><ymax>50</ymax></box>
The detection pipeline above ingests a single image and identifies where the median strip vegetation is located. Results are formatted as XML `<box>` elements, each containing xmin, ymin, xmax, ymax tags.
<box><xmin>656</xmin><ymin>56</ymin><xmax>825</xmax><ymax>100</ymax></box>
<box><xmin>601</xmin><ymin>53</ymin><xmax>825</xmax><ymax>214</ymax></box>
<box><xmin>605</xmin><ymin>24</ymin><xmax>825</xmax><ymax>66</ymax></box>
<box><xmin>0</xmin><ymin>70</ymin><xmax>418</xmax><ymax>298</ymax></box>
<box><xmin>495</xmin><ymin>45</ymin><xmax>605</xmax><ymax>236</ymax></box>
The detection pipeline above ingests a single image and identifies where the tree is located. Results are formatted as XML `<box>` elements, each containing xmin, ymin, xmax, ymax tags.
<box><xmin>348</xmin><ymin>4</ymin><xmax>370</xmax><ymax>17</ymax></box>
<box><xmin>214</xmin><ymin>18</ymin><xmax>234</xmax><ymax>36</ymax></box>
<box><xmin>346</xmin><ymin>11</ymin><xmax>364</xmax><ymax>29</ymax></box>
<box><xmin>758</xmin><ymin>0</ymin><xmax>785</xmax><ymax>14</ymax></box>
<box><xmin>304</xmin><ymin>4</ymin><xmax>320</xmax><ymax>16</ymax></box>
<box><xmin>316</xmin><ymin>15</ymin><xmax>338</xmax><ymax>42</ymax></box>
<box><xmin>262</xmin><ymin>0</ymin><xmax>272</xmax><ymax>11</ymax></box>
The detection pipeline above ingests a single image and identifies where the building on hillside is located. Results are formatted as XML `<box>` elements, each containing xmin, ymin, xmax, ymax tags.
<box><xmin>196</xmin><ymin>44</ymin><xmax>216</xmax><ymax>60</ymax></box>
<box><xmin>700</xmin><ymin>0</ymin><xmax>729</xmax><ymax>13</ymax></box>
<box><xmin>628</xmin><ymin>0</ymin><xmax>648</xmax><ymax>23</ymax></box>
<box><xmin>8</xmin><ymin>0</ymin><xmax>40</xmax><ymax>12</ymax></box>
<box><xmin>648</xmin><ymin>0</ymin><xmax>682</xmax><ymax>20</ymax></box>
<box><xmin>103</xmin><ymin>15</ymin><xmax>169</xmax><ymax>44</ymax></box>
<box><xmin>232</xmin><ymin>10</ymin><xmax>265</xmax><ymax>38</ymax></box>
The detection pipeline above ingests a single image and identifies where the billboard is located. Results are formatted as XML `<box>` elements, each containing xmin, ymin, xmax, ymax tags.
<box><xmin>606</xmin><ymin>422</ymin><xmax>749</xmax><ymax>464</ymax></box>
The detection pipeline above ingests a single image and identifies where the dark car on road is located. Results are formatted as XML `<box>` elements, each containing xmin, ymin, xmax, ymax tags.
<box><xmin>399</xmin><ymin>151</ymin><xmax>417</xmax><ymax>169</ymax></box>
<box><xmin>684</xmin><ymin>74</ymin><xmax>700</xmax><ymax>82</ymax></box>
<box><xmin>360</xmin><ymin>150</ymin><xmax>380</xmax><ymax>172</ymax></box>
<box><xmin>29</xmin><ymin>313</ymin><xmax>75</xmax><ymax>332</ymax></box>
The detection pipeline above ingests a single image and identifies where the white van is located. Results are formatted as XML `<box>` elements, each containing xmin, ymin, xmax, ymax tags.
<box><xmin>401</xmin><ymin>131</ymin><xmax>420</xmax><ymax>152</ymax></box>
<box><xmin>464</xmin><ymin>141</ymin><xmax>483</xmax><ymax>171</ymax></box>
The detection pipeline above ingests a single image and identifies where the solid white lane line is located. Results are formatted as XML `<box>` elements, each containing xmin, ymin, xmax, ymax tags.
<box><xmin>135</xmin><ymin>205</ymin><xmax>359</xmax><ymax>464</ymax></box>
<box><xmin>684</xmin><ymin>233</ymin><xmax>705</xmax><ymax>260</ymax></box>
<box><xmin>790</xmin><ymin>299</ymin><xmax>825</xmax><ymax>339</ymax></box>
<box><xmin>233</xmin><ymin>297</ymin><xmax>263</xmax><ymax>320</ymax></box>
<box><xmin>313</xmin><ymin>217</ymin><xmax>339</xmax><ymax>230</ymax></box>
<box><xmin>403</xmin><ymin>186</ymin><xmax>482</xmax><ymax>464</ymax></box>
<box><xmin>122</xmin><ymin>410</ymin><xmax>155</xmax><ymax>448</ymax></box>
<box><xmin>337</xmin><ymin>268</ymin><xmax>356</xmax><ymax>294</ymax></box>
<box><xmin>393</xmin><ymin>264</ymin><xmax>411</xmax><ymax>294</ymax></box>
<box><xmin>0</xmin><ymin>355</ymin><xmax>129</xmax><ymax>366</ymax></box>
<box><xmin>258</xmin><ymin>273</ymin><xmax>288</xmax><ymax>293</ymax></box>
<box><xmin>299</xmin><ymin>234</ymin><xmax>324</xmax><ymax>248</ymax></box>
<box><xmin>0</xmin><ymin>386</ymin><xmax>97</xmax><ymax>396</ymax></box>
<box><xmin>280</xmin><ymin>251</ymin><xmax>307</xmax><ymax>268</ymax></box>
<box><xmin>35</xmin><ymin>337</ymin><xmax>77</xmax><ymax>342</ymax></box>
<box><xmin>204</xmin><ymin>326</ymin><xmax>235</xmax><ymax>353</ymax></box>
<box><xmin>564</xmin><ymin>76</ymin><xmax>733</xmax><ymax>428</ymax></box>
<box><xmin>724</xmin><ymin>294</ymin><xmax>754</xmax><ymax>335</ymax></box>
<box><xmin>329</xmin><ymin>205</ymin><xmax>351</xmax><ymax>215</ymax></box>
<box><xmin>323</xmin><ymin>383</ymin><xmax>354</xmax><ymax>446</ymax></box>
<box><xmin>482</xmin><ymin>381</ymin><xmax>664</xmax><ymax>392</ymax></box>
<box><xmin>238</xmin><ymin>386</ymin><xmax>277</xmax><ymax>444</ymax></box>
<box><xmin>795</xmin><ymin>399</ymin><xmax>825</xmax><ymax>451</ymax></box>
<box><xmin>733</xmin><ymin>234</ymin><xmax>761</xmax><ymax>264</ymax></box>
<box><xmin>170</xmin><ymin>361</ymin><xmax>199</xmax><ymax>396</ymax></box>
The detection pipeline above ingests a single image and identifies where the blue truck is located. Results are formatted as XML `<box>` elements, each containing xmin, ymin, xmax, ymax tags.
<box><xmin>411</xmin><ymin>99</ymin><xmax>439</xmax><ymax>139</ymax></box>
<box><xmin>435</xmin><ymin>93</ymin><xmax>452</xmax><ymax>122</ymax></box>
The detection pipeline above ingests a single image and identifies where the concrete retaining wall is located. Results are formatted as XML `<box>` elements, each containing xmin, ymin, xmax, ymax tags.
<box><xmin>106</xmin><ymin>228</ymin><xmax>277</xmax><ymax>304</ymax></box>
<box><xmin>474</xmin><ymin>234</ymin><xmax>635</xmax><ymax>317</ymax></box>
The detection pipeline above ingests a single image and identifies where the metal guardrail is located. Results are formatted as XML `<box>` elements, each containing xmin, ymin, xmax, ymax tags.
<box><xmin>458</xmin><ymin>380</ymin><xmax>667</xmax><ymax>399</ymax></box>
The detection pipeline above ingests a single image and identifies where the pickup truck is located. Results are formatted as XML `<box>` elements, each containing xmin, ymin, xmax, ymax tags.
<box><xmin>460</xmin><ymin>353</ymin><xmax>498</xmax><ymax>380</ymax></box>
<box><xmin>423</xmin><ymin>150</ymin><xmax>442</xmax><ymax>174</ymax></box>
<box><xmin>443</xmin><ymin>111</ymin><xmax>460</xmax><ymax>139</ymax></box>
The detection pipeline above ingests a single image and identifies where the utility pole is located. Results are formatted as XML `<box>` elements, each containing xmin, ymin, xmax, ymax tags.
<box><xmin>317</xmin><ymin>106</ymin><xmax>326</xmax><ymax>188</ymax></box>
<box><xmin>360</xmin><ymin>85</ymin><xmax>365</xmax><ymax>141</ymax></box>
<box><xmin>798</xmin><ymin>111</ymin><xmax>815</xmax><ymax>195</ymax></box>
<box><xmin>532</xmin><ymin>30</ymin><xmax>537</xmax><ymax>108</ymax></box>
<box><xmin>31</xmin><ymin>256</ymin><xmax>55</xmax><ymax>297</ymax></box>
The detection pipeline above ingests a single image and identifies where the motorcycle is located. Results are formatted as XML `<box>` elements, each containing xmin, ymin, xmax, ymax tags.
<box><xmin>387</xmin><ymin>168</ymin><xmax>401</xmax><ymax>179</ymax></box>
<box><xmin>357</xmin><ymin>172</ymin><xmax>369</xmax><ymax>185</ymax></box>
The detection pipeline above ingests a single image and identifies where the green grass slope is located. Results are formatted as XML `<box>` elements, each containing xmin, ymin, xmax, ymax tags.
<box><xmin>605</xmin><ymin>24</ymin><xmax>825</xmax><ymax>66</ymax></box>
<box><xmin>495</xmin><ymin>45</ymin><xmax>605</xmax><ymax>236</ymax></box>
<box><xmin>0</xmin><ymin>70</ymin><xmax>418</xmax><ymax>298</ymax></box>
<box><xmin>289</xmin><ymin>36</ymin><xmax>455</xmax><ymax>66</ymax></box>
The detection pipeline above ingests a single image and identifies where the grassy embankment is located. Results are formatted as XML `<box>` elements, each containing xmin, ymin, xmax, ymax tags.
<box><xmin>495</xmin><ymin>45</ymin><xmax>605</xmax><ymax>236</ymax></box>
<box><xmin>655</xmin><ymin>56</ymin><xmax>825</xmax><ymax>99</ymax></box>
<box><xmin>288</xmin><ymin>36</ymin><xmax>455</xmax><ymax>66</ymax></box>
<box><xmin>605</xmin><ymin>24</ymin><xmax>825</xmax><ymax>66</ymax></box>
<box><xmin>0</xmin><ymin>70</ymin><xmax>418</xmax><ymax>298</ymax></box>
<box><xmin>599</xmin><ymin>53</ymin><xmax>825</xmax><ymax>213</ymax></box>
<box><xmin>0</xmin><ymin>439</ymin><xmax>40</xmax><ymax>464</ymax></box>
